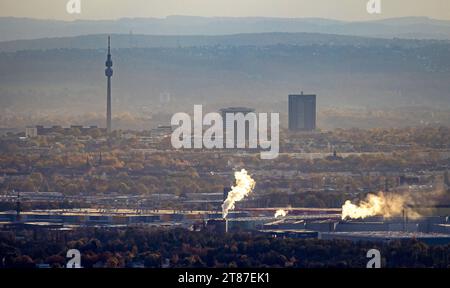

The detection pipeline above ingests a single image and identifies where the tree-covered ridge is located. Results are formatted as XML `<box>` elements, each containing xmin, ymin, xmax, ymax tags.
<box><xmin>1</xmin><ymin>227</ymin><xmax>449</xmax><ymax>268</ymax></box>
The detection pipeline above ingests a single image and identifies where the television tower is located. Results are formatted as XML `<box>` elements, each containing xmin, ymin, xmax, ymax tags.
<box><xmin>105</xmin><ymin>36</ymin><xmax>113</xmax><ymax>134</ymax></box>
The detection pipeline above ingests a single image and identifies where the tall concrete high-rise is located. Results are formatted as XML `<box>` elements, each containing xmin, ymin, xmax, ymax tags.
<box><xmin>220</xmin><ymin>107</ymin><xmax>256</xmax><ymax>148</ymax></box>
<box><xmin>288</xmin><ymin>92</ymin><xmax>316</xmax><ymax>131</ymax></box>
<box><xmin>105</xmin><ymin>36</ymin><xmax>113</xmax><ymax>134</ymax></box>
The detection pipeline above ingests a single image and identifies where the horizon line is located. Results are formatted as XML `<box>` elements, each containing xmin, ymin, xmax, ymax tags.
<box><xmin>0</xmin><ymin>15</ymin><xmax>447</xmax><ymax>24</ymax></box>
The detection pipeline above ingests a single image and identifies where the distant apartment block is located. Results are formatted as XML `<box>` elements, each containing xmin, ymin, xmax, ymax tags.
<box><xmin>288</xmin><ymin>93</ymin><xmax>316</xmax><ymax>131</ymax></box>
<box><xmin>32</xmin><ymin>125</ymin><xmax>106</xmax><ymax>136</ymax></box>
<box><xmin>219</xmin><ymin>107</ymin><xmax>256</xmax><ymax>148</ymax></box>
<box><xmin>25</xmin><ymin>127</ymin><xmax>38</xmax><ymax>138</ymax></box>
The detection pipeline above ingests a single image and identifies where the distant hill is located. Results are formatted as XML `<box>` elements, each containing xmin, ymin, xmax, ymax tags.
<box><xmin>1</xmin><ymin>33</ymin><xmax>449</xmax><ymax>116</ymax></box>
<box><xmin>0</xmin><ymin>31</ymin><xmax>450</xmax><ymax>129</ymax></box>
<box><xmin>0</xmin><ymin>32</ymin><xmax>431</xmax><ymax>53</ymax></box>
<box><xmin>2</xmin><ymin>16</ymin><xmax>450</xmax><ymax>42</ymax></box>
<box><xmin>1</xmin><ymin>32</ymin><xmax>448</xmax><ymax>54</ymax></box>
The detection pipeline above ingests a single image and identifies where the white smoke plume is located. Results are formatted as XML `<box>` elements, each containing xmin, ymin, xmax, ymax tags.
<box><xmin>341</xmin><ymin>192</ymin><xmax>421</xmax><ymax>220</ymax></box>
<box><xmin>222</xmin><ymin>169</ymin><xmax>256</xmax><ymax>219</ymax></box>
<box><xmin>274</xmin><ymin>209</ymin><xmax>289</xmax><ymax>218</ymax></box>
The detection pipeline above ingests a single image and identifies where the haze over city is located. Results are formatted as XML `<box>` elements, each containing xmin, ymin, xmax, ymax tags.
<box><xmin>1</xmin><ymin>0</ymin><xmax>450</xmax><ymax>272</ymax></box>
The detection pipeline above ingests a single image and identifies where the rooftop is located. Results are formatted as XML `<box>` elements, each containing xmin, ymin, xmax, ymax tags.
<box><xmin>219</xmin><ymin>107</ymin><xmax>255</xmax><ymax>113</ymax></box>
<box><xmin>322</xmin><ymin>231</ymin><xmax>450</xmax><ymax>239</ymax></box>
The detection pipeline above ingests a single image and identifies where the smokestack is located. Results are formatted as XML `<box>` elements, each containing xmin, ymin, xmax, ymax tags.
<box><xmin>223</xmin><ymin>186</ymin><xmax>231</xmax><ymax>229</ymax></box>
<box><xmin>223</xmin><ymin>187</ymin><xmax>231</xmax><ymax>202</ymax></box>
<box><xmin>402</xmin><ymin>209</ymin><xmax>406</xmax><ymax>232</ymax></box>
<box><xmin>15</xmin><ymin>190</ymin><xmax>21</xmax><ymax>222</ymax></box>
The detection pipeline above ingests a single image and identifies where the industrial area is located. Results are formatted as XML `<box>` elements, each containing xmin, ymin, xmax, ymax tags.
<box><xmin>2</xmin><ymin>191</ymin><xmax>450</xmax><ymax>245</ymax></box>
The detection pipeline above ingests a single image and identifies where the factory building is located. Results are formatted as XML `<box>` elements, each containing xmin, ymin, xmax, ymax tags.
<box><xmin>205</xmin><ymin>219</ymin><xmax>228</xmax><ymax>234</ymax></box>
<box><xmin>1</xmin><ymin>205</ymin><xmax>450</xmax><ymax>245</ymax></box>
<box><xmin>320</xmin><ymin>231</ymin><xmax>450</xmax><ymax>245</ymax></box>
<box><xmin>263</xmin><ymin>229</ymin><xmax>319</xmax><ymax>239</ymax></box>
<box><xmin>0</xmin><ymin>209</ymin><xmax>164</xmax><ymax>227</ymax></box>
<box><xmin>29</xmin><ymin>125</ymin><xmax>106</xmax><ymax>137</ymax></box>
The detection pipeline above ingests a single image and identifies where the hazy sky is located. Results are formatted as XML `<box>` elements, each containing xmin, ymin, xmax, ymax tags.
<box><xmin>0</xmin><ymin>0</ymin><xmax>450</xmax><ymax>21</ymax></box>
